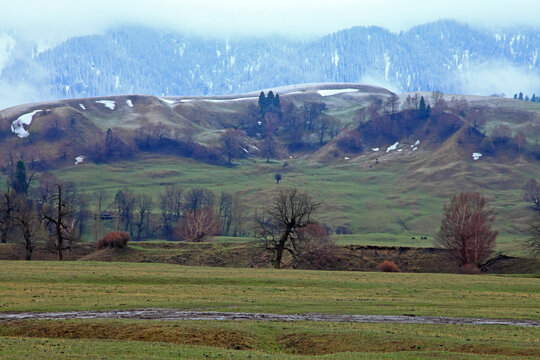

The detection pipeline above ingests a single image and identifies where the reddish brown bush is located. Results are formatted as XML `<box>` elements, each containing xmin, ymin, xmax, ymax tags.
<box><xmin>96</xmin><ymin>231</ymin><xmax>130</xmax><ymax>249</ymax></box>
<box><xmin>377</xmin><ymin>260</ymin><xmax>400</xmax><ymax>272</ymax></box>
<box><xmin>460</xmin><ymin>263</ymin><xmax>481</xmax><ymax>274</ymax></box>
<box><xmin>175</xmin><ymin>207</ymin><xmax>220</xmax><ymax>242</ymax></box>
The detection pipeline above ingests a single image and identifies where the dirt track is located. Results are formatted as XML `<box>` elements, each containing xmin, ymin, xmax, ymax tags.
<box><xmin>0</xmin><ymin>309</ymin><xmax>538</xmax><ymax>327</ymax></box>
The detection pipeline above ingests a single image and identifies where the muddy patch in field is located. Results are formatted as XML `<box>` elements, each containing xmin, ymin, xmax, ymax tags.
<box><xmin>0</xmin><ymin>309</ymin><xmax>538</xmax><ymax>327</ymax></box>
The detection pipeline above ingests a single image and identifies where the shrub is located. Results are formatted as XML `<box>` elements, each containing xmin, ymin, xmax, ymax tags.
<box><xmin>96</xmin><ymin>231</ymin><xmax>130</xmax><ymax>249</ymax></box>
<box><xmin>460</xmin><ymin>263</ymin><xmax>481</xmax><ymax>274</ymax></box>
<box><xmin>377</xmin><ymin>260</ymin><xmax>400</xmax><ymax>272</ymax></box>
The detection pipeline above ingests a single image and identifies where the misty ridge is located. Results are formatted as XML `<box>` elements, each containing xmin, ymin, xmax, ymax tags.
<box><xmin>0</xmin><ymin>19</ymin><xmax>539</xmax><ymax>109</ymax></box>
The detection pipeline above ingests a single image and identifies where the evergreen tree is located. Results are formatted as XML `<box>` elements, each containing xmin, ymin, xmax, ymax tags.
<box><xmin>13</xmin><ymin>161</ymin><xmax>29</xmax><ymax>194</ymax></box>
<box><xmin>258</xmin><ymin>91</ymin><xmax>266</xmax><ymax>114</ymax></box>
<box><xmin>519</xmin><ymin>92</ymin><xmax>524</xmax><ymax>100</ymax></box>
<box><xmin>514</xmin><ymin>94</ymin><xmax>518</xmax><ymax>99</ymax></box>
<box><xmin>532</xmin><ymin>94</ymin><xmax>536</xmax><ymax>102</ymax></box>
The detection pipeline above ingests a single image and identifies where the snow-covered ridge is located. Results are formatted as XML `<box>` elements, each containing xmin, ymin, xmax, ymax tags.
<box><xmin>96</xmin><ymin>100</ymin><xmax>115</xmax><ymax>110</ymax></box>
<box><xmin>11</xmin><ymin>110</ymin><xmax>42</xmax><ymax>138</ymax></box>
<box><xmin>317</xmin><ymin>89</ymin><xmax>359</xmax><ymax>97</ymax></box>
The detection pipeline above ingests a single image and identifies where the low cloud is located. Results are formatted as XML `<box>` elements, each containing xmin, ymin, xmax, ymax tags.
<box><xmin>457</xmin><ymin>62</ymin><xmax>540</xmax><ymax>97</ymax></box>
<box><xmin>359</xmin><ymin>74</ymin><xmax>400</xmax><ymax>94</ymax></box>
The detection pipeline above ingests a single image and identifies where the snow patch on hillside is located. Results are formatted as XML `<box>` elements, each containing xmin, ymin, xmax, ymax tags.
<box><xmin>206</xmin><ymin>96</ymin><xmax>258</xmax><ymax>102</ymax></box>
<box><xmin>11</xmin><ymin>110</ymin><xmax>42</xmax><ymax>138</ymax></box>
<box><xmin>317</xmin><ymin>89</ymin><xmax>358</xmax><ymax>97</ymax></box>
<box><xmin>160</xmin><ymin>98</ymin><xmax>177</xmax><ymax>105</ymax></box>
<box><xmin>75</xmin><ymin>156</ymin><xmax>85</xmax><ymax>165</ymax></box>
<box><xmin>96</xmin><ymin>100</ymin><xmax>115</xmax><ymax>110</ymax></box>
<box><xmin>472</xmin><ymin>152</ymin><xmax>482</xmax><ymax>160</ymax></box>
<box><xmin>126</xmin><ymin>99</ymin><xmax>133</xmax><ymax>107</ymax></box>
<box><xmin>79</xmin><ymin>104</ymin><xmax>86</xmax><ymax>110</ymax></box>
<box><xmin>386</xmin><ymin>142</ymin><xmax>399</xmax><ymax>153</ymax></box>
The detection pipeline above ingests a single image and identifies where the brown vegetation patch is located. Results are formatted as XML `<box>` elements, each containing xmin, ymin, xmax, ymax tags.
<box><xmin>0</xmin><ymin>321</ymin><xmax>254</xmax><ymax>351</ymax></box>
<box><xmin>277</xmin><ymin>332</ymin><xmax>539</xmax><ymax>357</ymax></box>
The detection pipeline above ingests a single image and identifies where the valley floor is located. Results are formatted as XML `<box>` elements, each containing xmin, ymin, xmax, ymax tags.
<box><xmin>0</xmin><ymin>261</ymin><xmax>538</xmax><ymax>359</ymax></box>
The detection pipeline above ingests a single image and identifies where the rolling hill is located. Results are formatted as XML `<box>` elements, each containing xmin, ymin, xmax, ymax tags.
<box><xmin>1</xmin><ymin>83</ymin><xmax>540</xmax><ymax>251</ymax></box>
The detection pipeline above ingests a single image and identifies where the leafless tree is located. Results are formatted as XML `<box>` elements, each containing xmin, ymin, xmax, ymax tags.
<box><xmin>327</xmin><ymin>118</ymin><xmax>341</xmax><ymax>140</ymax></box>
<box><xmin>261</xmin><ymin>134</ymin><xmax>278</xmax><ymax>162</ymax></box>
<box><xmin>435</xmin><ymin>192</ymin><xmax>497</xmax><ymax>268</ymax></box>
<box><xmin>514</xmin><ymin>131</ymin><xmax>527</xmax><ymax>152</ymax></box>
<box><xmin>220</xmin><ymin>128</ymin><xmax>245</xmax><ymax>166</ymax></box>
<box><xmin>302</xmin><ymin>102</ymin><xmax>326</xmax><ymax>131</ymax></box>
<box><xmin>449</xmin><ymin>97</ymin><xmax>469</xmax><ymax>117</ymax></box>
<box><xmin>0</xmin><ymin>185</ymin><xmax>16</xmax><ymax>243</ymax></box>
<box><xmin>42</xmin><ymin>184</ymin><xmax>78</xmax><ymax>261</ymax></box>
<box><xmin>12</xmin><ymin>195</ymin><xmax>42</xmax><ymax>260</ymax></box>
<box><xmin>402</xmin><ymin>93</ymin><xmax>419</xmax><ymax>110</ymax></box>
<box><xmin>184</xmin><ymin>188</ymin><xmax>215</xmax><ymax>213</ymax></box>
<box><xmin>524</xmin><ymin>178</ymin><xmax>540</xmax><ymax>210</ymax></box>
<box><xmin>491</xmin><ymin>124</ymin><xmax>513</xmax><ymax>144</ymax></box>
<box><xmin>176</xmin><ymin>207</ymin><xmax>220</xmax><ymax>242</ymax></box>
<box><xmin>159</xmin><ymin>185</ymin><xmax>183</xmax><ymax>238</ymax></box>
<box><xmin>315</xmin><ymin>116</ymin><xmax>332</xmax><ymax>144</ymax></box>
<box><xmin>525</xmin><ymin>214</ymin><xmax>540</xmax><ymax>256</ymax></box>
<box><xmin>467</xmin><ymin>109</ymin><xmax>486</xmax><ymax>130</ymax></box>
<box><xmin>114</xmin><ymin>187</ymin><xmax>136</xmax><ymax>232</ymax></box>
<box><xmin>134</xmin><ymin>194</ymin><xmax>153</xmax><ymax>240</ymax></box>
<box><xmin>91</xmin><ymin>190</ymin><xmax>108</xmax><ymax>242</ymax></box>
<box><xmin>254</xmin><ymin>188</ymin><xmax>321</xmax><ymax>269</ymax></box>
<box><xmin>231</xmin><ymin>193</ymin><xmax>247</xmax><ymax>237</ymax></box>
<box><xmin>218</xmin><ymin>192</ymin><xmax>233</xmax><ymax>235</ymax></box>
<box><xmin>431</xmin><ymin>91</ymin><xmax>444</xmax><ymax>107</ymax></box>
<box><xmin>385</xmin><ymin>94</ymin><xmax>400</xmax><ymax>115</ymax></box>
<box><xmin>293</xmin><ymin>222</ymin><xmax>338</xmax><ymax>269</ymax></box>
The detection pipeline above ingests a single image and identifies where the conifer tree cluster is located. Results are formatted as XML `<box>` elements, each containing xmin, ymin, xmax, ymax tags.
<box><xmin>258</xmin><ymin>91</ymin><xmax>281</xmax><ymax>118</ymax></box>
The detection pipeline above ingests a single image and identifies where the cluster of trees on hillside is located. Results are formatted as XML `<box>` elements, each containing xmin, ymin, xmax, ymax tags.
<box><xmin>513</xmin><ymin>92</ymin><xmax>540</xmax><ymax>102</ymax></box>
<box><xmin>0</xmin><ymin>157</ymin><xmax>87</xmax><ymax>260</ymax></box>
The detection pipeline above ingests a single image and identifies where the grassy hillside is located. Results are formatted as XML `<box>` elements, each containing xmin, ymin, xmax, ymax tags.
<box><xmin>1</xmin><ymin>84</ymin><xmax>540</xmax><ymax>251</ymax></box>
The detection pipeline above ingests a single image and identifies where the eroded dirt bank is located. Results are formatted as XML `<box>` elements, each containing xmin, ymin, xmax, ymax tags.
<box><xmin>1</xmin><ymin>309</ymin><xmax>538</xmax><ymax>327</ymax></box>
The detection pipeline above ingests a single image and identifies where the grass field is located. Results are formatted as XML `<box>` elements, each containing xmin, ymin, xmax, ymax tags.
<box><xmin>1</xmin><ymin>261</ymin><xmax>538</xmax><ymax>319</ymax></box>
<box><xmin>0</xmin><ymin>261</ymin><xmax>538</xmax><ymax>359</ymax></box>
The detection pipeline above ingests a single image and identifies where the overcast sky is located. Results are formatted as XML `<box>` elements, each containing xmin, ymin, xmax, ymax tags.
<box><xmin>2</xmin><ymin>0</ymin><xmax>540</xmax><ymax>45</ymax></box>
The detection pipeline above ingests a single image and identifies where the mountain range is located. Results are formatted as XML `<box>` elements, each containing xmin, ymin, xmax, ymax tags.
<box><xmin>1</xmin><ymin>20</ymin><xmax>539</xmax><ymax>108</ymax></box>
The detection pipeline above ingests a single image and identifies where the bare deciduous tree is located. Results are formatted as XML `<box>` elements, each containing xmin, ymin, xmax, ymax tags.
<box><xmin>491</xmin><ymin>124</ymin><xmax>513</xmax><ymax>144</ymax></box>
<box><xmin>184</xmin><ymin>188</ymin><xmax>215</xmax><ymax>213</ymax></box>
<box><xmin>218</xmin><ymin>192</ymin><xmax>232</xmax><ymax>235</ymax></box>
<box><xmin>0</xmin><ymin>185</ymin><xmax>15</xmax><ymax>243</ymax></box>
<box><xmin>293</xmin><ymin>222</ymin><xmax>338</xmax><ymax>269</ymax></box>
<box><xmin>435</xmin><ymin>192</ymin><xmax>497</xmax><ymax>268</ymax></box>
<box><xmin>514</xmin><ymin>131</ymin><xmax>527</xmax><ymax>152</ymax></box>
<box><xmin>159</xmin><ymin>185</ymin><xmax>183</xmax><ymax>238</ymax></box>
<box><xmin>525</xmin><ymin>214</ymin><xmax>540</xmax><ymax>256</ymax></box>
<box><xmin>176</xmin><ymin>207</ymin><xmax>220</xmax><ymax>242</ymax></box>
<box><xmin>42</xmin><ymin>184</ymin><xmax>78</xmax><ymax>261</ymax></box>
<box><xmin>134</xmin><ymin>194</ymin><xmax>153</xmax><ymax>240</ymax></box>
<box><xmin>220</xmin><ymin>128</ymin><xmax>245</xmax><ymax>166</ymax></box>
<box><xmin>12</xmin><ymin>195</ymin><xmax>42</xmax><ymax>260</ymax></box>
<box><xmin>254</xmin><ymin>188</ymin><xmax>321</xmax><ymax>269</ymax></box>
<box><xmin>467</xmin><ymin>109</ymin><xmax>486</xmax><ymax>130</ymax></box>
<box><xmin>524</xmin><ymin>178</ymin><xmax>540</xmax><ymax>210</ymax></box>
